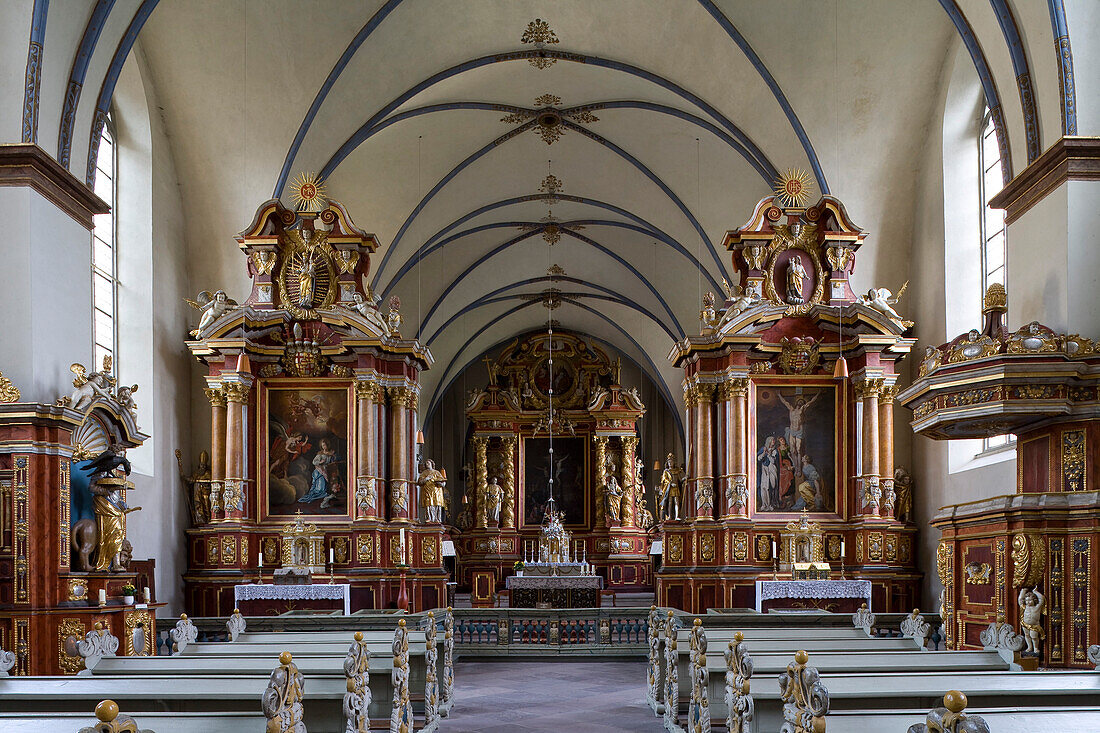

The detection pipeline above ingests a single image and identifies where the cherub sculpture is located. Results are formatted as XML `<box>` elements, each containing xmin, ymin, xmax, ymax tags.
<box><xmin>1018</xmin><ymin>586</ymin><xmax>1045</xmax><ymax>655</ymax></box>
<box><xmin>858</xmin><ymin>282</ymin><xmax>914</xmax><ymax>328</ymax></box>
<box><xmin>386</xmin><ymin>295</ymin><xmax>402</xmax><ymax>337</ymax></box>
<box><xmin>342</xmin><ymin>289</ymin><xmax>390</xmax><ymax>336</ymax></box>
<box><xmin>186</xmin><ymin>290</ymin><xmax>239</xmax><ymax>337</ymax></box>
<box><xmin>115</xmin><ymin>384</ymin><xmax>138</xmax><ymax>413</ymax></box>
<box><xmin>718</xmin><ymin>282</ymin><xmax>761</xmax><ymax>326</ymax></box>
<box><xmin>68</xmin><ymin>359</ymin><xmax>116</xmax><ymax>411</ymax></box>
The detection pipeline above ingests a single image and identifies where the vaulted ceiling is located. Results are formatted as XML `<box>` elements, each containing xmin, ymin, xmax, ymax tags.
<box><xmin>12</xmin><ymin>0</ymin><xmax>1082</xmax><ymax>419</ymax></box>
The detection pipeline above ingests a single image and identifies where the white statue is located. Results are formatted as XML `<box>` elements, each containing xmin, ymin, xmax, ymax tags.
<box><xmin>485</xmin><ymin>477</ymin><xmax>503</xmax><ymax>527</ymax></box>
<box><xmin>786</xmin><ymin>255</ymin><xmax>807</xmax><ymax>304</ymax></box>
<box><xmin>1018</xmin><ymin>586</ymin><xmax>1045</xmax><ymax>655</ymax></box>
<box><xmin>605</xmin><ymin>476</ymin><xmax>623</xmax><ymax>525</ymax></box>
<box><xmin>115</xmin><ymin>384</ymin><xmax>138</xmax><ymax>413</ymax></box>
<box><xmin>68</xmin><ymin>359</ymin><xmax>115</xmax><ymax>411</ymax></box>
<box><xmin>417</xmin><ymin>459</ymin><xmax>447</xmax><ymax>524</ymax></box>
<box><xmin>344</xmin><ymin>289</ymin><xmax>391</xmax><ymax>336</ymax></box>
<box><xmin>187</xmin><ymin>290</ymin><xmax>239</xmax><ymax>337</ymax></box>
<box><xmin>858</xmin><ymin>283</ymin><xmax>913</xmax><ymax>328</ymax></box>
<box><xmin>718</xmin><ymin>281</ymin><xmax>761</xmax><ymax>325</ymax></box>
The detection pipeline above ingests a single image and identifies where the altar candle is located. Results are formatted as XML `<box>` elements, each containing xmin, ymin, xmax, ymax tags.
<box><xmin>98</xmin><ymin>589</ymin><xmax>106</xmax><ymax>605</ymax></box>
<box><xmin>329</xmin><ymin>547</ymin><xmax>335</xmax><ymax>565</ymax></box>
<box><xmin>771</xmin><ymin>539</ymin><xmax>777</xmax><ymax>559</ymax></box>
<box><xmin>143</xmin><ymin>587</ymin><xmax>151</xmax><ymax>603</ymax></box>
<box><xmin>840</xmin><ymin>539</ymin><xmax>846</xmax><ymax>558</ymax></box>
<box><xmin>258</xmin><ymin>555</ymin><xmax>263</xmax><ymax>569</ymax></box>
<box><xmin>400</xmin><ymin>528</ymin><xmax>406</xmax><ymax>563</ymax></box>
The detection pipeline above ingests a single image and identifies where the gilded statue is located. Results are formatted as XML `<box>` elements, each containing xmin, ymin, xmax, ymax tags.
<box><xmin>785</xmin><ymin>254</ymin><xmax>807</xmax><ymax>305</ymax></box>
<box><xmin>604</xmin><ymin>476</ymin><xmax>624</xmax><ymax>525</ymax></box>
<box><xmin>658</xmin><ymin>453</ymin><xmax>683</xmax><ymax>521</ymax></box>
<box><xmin>894</xmin><ymin>467</ymin><xmax>913</xmax><ymax>523</ymax></box>
<box><xmin>485</xmin><ymin>476</ymin><xmax>503</xmax><ymax>527</ymax></box>
<box><xmin>74</xmin><ymin>444</ymin><xmax>141</xmax><ymax>572</ymax></box>
<box><xmin>1018</xmin><ymin>586</ymin><xmax>1045</xmax><ymax>655</ymax></box>
<box><xmin>175</xmin><ymin>448</ymin><xmax>211</xmax><ymax>526</ymax></box>
<box><xmin>386</xmin><ymin>295</ymin><xmax>402</xmax><ymax>337</ymax></box>
<box><xmin>417</xmin><ymin>459</ymin><xmax>447</xmax><ymax>524</ymax></box>
<box><xmin>186</xmin><ymin>290</ymin><xmax>239</xmax><ymax>338</ymax></box>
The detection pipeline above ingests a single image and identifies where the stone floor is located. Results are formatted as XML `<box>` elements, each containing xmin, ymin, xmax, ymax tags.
<box><xmin>444</xmin><ymin>660</ymin><xmax>662</xmax><ymax>732</ymax></box>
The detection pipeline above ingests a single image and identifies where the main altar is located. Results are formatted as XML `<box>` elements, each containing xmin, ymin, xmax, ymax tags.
<box><xmin>457</xmin><ymin>331</ymin><xmax>651</xmax><ymax>605</ymax></box>
<box><xmin>657</xmin><ymin>188</ymin><xmax>921</xmax><ymax>613</ymax></box>
<box><xmin>181</xmin><ymin>188</ymin><xmax>446</xmax><ymax>616</ymax></box>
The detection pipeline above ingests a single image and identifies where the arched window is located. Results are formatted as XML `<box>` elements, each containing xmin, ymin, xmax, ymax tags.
<box><xmin>978</xmin><ymin>108</ymin><xmax>1012</xmax><ymax>453</ymax></box>
<box><xmin>92</xmin><ymin>115</ymin><xmax>118</xmax><ymax>373</ymax></box>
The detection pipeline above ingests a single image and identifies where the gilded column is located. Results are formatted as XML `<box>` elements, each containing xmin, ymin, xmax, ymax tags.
<box><xmin>593</xmin><ymin>435</ymin><xmax>609</xmax><ymax>527</ymax></box>
<box><xmin>355</xmin><ymin>380</ymin><xmax>381</xmax><ymax>520</ymax></box>
<box><xmin>621</xmin><ymin>435</ymin><xmax>638</xmax><ymax>528</ymax></box>
<box><xmin>857</xmin><ymin>377</ymin><xmax>884</xmax><ymax>516</ymax></box>
<box><xmin>205</xmin><ymin>385</ymin><xmax>227</xmax><ymax>522</ymax></box>
<box><xmin>473</xmin><ymin>436</ymin><xmax>489</xmax><ymax>529</ymax></box>
<box><xmin>222</xmin><ymin>380</ymin><xmax>252</xmax><ymax>522</ymax></box>
<box><xmin>501</xmin><ymin>435</ymin><xmax>516</xmax><ymax>529</ymax></box>
<box><xmin>878</xmin><ymin>383</ymin><xmax>897</xmax><ymax>518</ymax></box>
<box><xmin>387</xmin><ymin>386</ymin><xmax>412</xmax><ymax>522</ymax></box>
<box><xmin>695</xmin><ymin>382</ymin><xmax>715</xmax><ymax>522</ymax></box>
<box><xmin>728</xmin><ymin>378</ymin><xmax>750</xmax><ymax>517</ymax></box>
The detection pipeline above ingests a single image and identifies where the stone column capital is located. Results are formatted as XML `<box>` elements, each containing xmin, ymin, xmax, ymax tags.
<box><xmin>223</xmin><ymin>382</ymin><xmax>250</xmax><ymax>404</ymax></box>
<box><xmin>205</xmin><ymin>386</ymin><xmax>226</xmax><ymax>407</ymax></box>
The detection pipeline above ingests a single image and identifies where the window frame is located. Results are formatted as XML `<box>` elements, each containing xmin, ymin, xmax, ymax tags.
<box><xmin>91</xmin><ymin>113</ymin><xmax>118</xmax><ymax>376</ymax></box>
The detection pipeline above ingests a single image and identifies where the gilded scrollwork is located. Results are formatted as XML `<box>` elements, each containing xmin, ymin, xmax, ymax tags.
<box><xmin>964</xmin><ymin>562</ymin><xmax>991</xmax><ymax>585</ymax></box>
<box><xmin>687</xmin><ymin>619</ymin><xmax>711</xmax><ymax>733</ymax></box>
<box><xmin>1011</xmin><ymin>533</ymin><xmax>1046</xmax><ymax>587</ymax></box>
<box><xmin>725</xmin><ymin>631</ymin><xmax>755</xmax><ymax>733</ymax></box>
<box><xmin>0</xmin><ymin>371</ymin><xmax>20</xmax><ymax>402</ymax></box>
<box><xmin>906</xmin><ymin>691</ymin><xmax>990</xmax><ymax>733</ymax></box>
<box><xmin>945</xmin><ymin>329</ymin><xmax>1001</xmax><ymax>364</ymax></box>
<box><xmin>262</xmin><ymin>651</ymin><xmax>306</xmax><ymax>733</ymax></box>
<box><xmin>778</xmin><ymin>649</ymin><xmax>829</xmax><ymax>733</ymax></box>
<box><xmin>342</xmin><ymin>631</ymin><xmax>371</xmax><ymax>733</ymax></box>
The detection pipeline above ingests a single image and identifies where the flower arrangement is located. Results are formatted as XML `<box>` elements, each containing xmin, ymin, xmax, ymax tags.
<box><xmin>513</xmin><ymin>561</ymin><xmax>524</xmax><ymax>572</ymax></box>
<box><xmin>121</xmin><ymin>583</ymin><xmax>136</xmax><ymax>596</ymax></box>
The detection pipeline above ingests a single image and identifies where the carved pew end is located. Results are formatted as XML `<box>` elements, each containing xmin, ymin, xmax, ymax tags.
<box><xmin>79</xmin><ymin>699</ymin><xmax>153</xmax><ymax>733</ymax></box>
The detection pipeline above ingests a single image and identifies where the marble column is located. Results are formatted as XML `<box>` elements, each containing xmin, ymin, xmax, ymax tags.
<box><xmin>354</xmin><ymin>380</ymin><xmax>381</xmax><ymax>520</ymax></box>
<box><xmin>387</xmin><ymin>385</ymin><xmax>412</xmax><ymax>522</ymax></box>
<box><xmin>222</xmin><ymin>379</ymin><xmax>252</xmax><ymax>522</ymax></box>
<box><xmin>502</xmin><ymin>436</ymin><xmax>516</xmax><ymax>529</ymax></box>
<box><xmin>473</xmin><ymin>436</ymin><xmax>489</xmax><ymax>529</ymax></box>
<box><xmin>205</xmin><ymin>385</ymin><xmax>226</xmax><ymax>523</ymax></box>
<box><xmin>682</xmin><ymin>382</ymin><xmax>697</xmax><ymax>518</ymax></box>
<box><xmin>695</xmin><ymin>382</ymin><xmax>715</xmax><ymax>522</ymax></box>
<box><xmin>620</xmin><ymin>435</ymin><xmax>638</xmax><ymax>527</ymax></box>
<box><xmin>857</xmin><ymin>377</ymin><xmax>884</xmax><ymax>516</ymax></box>
<box><xmin>727</xmin><ymin>378</ymin><xmax>750</xmax><ymax>517</ymax></box>
<box><xmin>593</xmin><ymin>435</ymin><xmax>609</xmax><ymax>527</ymax></box>
<box><xmin>878</xmin><ymin>383</ymin><xmax>897</xmax><ymax>518</ymax></box>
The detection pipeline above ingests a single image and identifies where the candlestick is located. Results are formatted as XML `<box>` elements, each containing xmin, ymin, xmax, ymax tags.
<box><xmin>98</xmin><ymin>588</ymin><xmax>106</xmax><ymax>606</ymax></box>
<box><xmin>400</xmin><ymin>528</ymin><xmax>406</xmax><ymax>563</ymax></box>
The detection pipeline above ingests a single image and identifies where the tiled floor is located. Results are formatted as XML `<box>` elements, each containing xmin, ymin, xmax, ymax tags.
<box><xmin>444</xmin><ymin>660</ymin><xmax>662</xmax><ymax>732</ymax></box>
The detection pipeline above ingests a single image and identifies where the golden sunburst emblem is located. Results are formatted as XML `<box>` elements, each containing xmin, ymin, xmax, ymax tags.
<box><xmin>773</xmin><ymin>168</ymin><xmax>814</xmax><ymax>209</ymax></box>
<box><xmin>289</xmin><ymin>172</ymin><xmax>328</xmax><ymax>213</ymax></box>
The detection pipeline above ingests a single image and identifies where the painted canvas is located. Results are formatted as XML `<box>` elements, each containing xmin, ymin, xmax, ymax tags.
<box><xmin>523</xmin><ymin>436</ymin><xmax>587</xmax><ymax>527</ymax></box>
<box><xmin>754</xmin><ymin>384</ymin><xmax>835</xmax><ymax>514</ymax></box>
<box><xmin>266</xmin><ymin>388</ymin><xmax>349</xmax><ymax>516</ymax></box>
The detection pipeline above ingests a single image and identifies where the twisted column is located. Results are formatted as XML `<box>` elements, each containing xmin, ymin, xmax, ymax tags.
<box><xmin>593</xmin><ymin>435</ymin><xmax>609</xmax><ymax>527</ymax></box>
<box><xmin>205</xmin><ymin>385</ymin><xmax>226</xmax><ymax>522</ymax></box>
<box><xmin>473</xmin><ymin>436</ymin><xmax>489</xmax><ymax>529</ymax></box>
<box><xmin>501</xmin><ymin>436</ymin><xmax>516</xmax><ymax>529</ymax></box>
<box><xmin>355</xmin><ymin>380</ymin><xmax>382</xmax><ymax>520</ymax></box>
<box><xmin>621</xmin><ymin>435</ymin><xmax>638</xmax><ymax>527</ymax></box>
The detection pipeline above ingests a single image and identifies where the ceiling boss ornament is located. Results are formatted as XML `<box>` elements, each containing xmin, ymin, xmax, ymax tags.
<box><xmin>521</xmin><ymin>18</ymin><xmax>559</xmax><ymax>69</ymax></box>
<box><xmin>501</xmin><ymin>94</ymin><xmax>599</xmax><ymax>145</ymax></box>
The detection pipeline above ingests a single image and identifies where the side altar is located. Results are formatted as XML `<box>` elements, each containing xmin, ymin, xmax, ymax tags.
<box><xmin>181</xmin><ymin>190</ymin><xmax>446</xmax><ymax>616</ymax></box>
<box><xmin>658</xmin><ymin>189</ymin><xmax>920</xmax><ymax>613</ymax></box>
<box><xmin>457</xmin><ymin>331</ymin><xmax>651</xmax><ymax>605</ymax></box>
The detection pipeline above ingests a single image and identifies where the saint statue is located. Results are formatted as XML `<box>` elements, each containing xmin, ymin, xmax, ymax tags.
<box><xmin>175</xmin><ymin>448</ymin><xmax>211</xmax><ymax>526</ymax></box>
<box><xmin>658</xmin><ymin>453</ymin><xmax>683</xmax><ymax>521</ymax></box>
<box><xmin>605</xmin><ymin>476</ymin><xmax>624</xmax><ymax>525</ymax></box>
<box><xmin>786</xmin><ymin>254</ymin><xmax>807</xmax><ymax>305</ymax></box>
<box><xmin>485</xmin><ymin>477</ymin><xmax>504</xmax><ymax>527</ymax></box>
<box><xmin>298</xmin><ymin>249</ymin><xmax>318</xmax><ymax>309</ymax></box>
<box><xmin>417</xmin><ymin>459</ymin><xmax>447</xmax><ymax>523</ymax></box>
<box><xmin>85</xmin><ymin>443</ymin><xmax>141</xmax><ymax>572</ymax></box>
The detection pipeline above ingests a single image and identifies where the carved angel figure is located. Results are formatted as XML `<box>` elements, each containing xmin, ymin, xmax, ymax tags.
<box><xmin>1018</xmin><ymin>586</ymin><xmax>1045</xmax><ymax>655</ymax></box>
<box><xmin>115</xmin><ymin>384</ymin><xmax>138</xmax><ymax>413</ymax></box>
<box><xmin>343</xmin><ymin>291</ymin><xmax>390</xmax><ymax>336</ymax></box>
<box><xmin>859</xmin><ymin>282</ymin><xmax>914</xmax><ymax>328</ymax></box>
<box><xmin>718</xmin><ymin>283</ymin><xmax>761</xmax><ymax>327</ymax></box>
<box><xmin>186</xmin><ymin>290</ymin><xmax>238</xmax><ymax>338</ymax></box>
<box><xmin>69</xmin><ymin>359</ymin><xmax>115</xmax><ymax>411</ymax></box>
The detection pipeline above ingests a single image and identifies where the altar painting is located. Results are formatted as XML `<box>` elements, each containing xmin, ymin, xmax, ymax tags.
<box><xmin>522</xmin><ymin>436</ymin><xmax>587</xmax><ymax>527</ymax></box>
<box><xmin>266</xmin><ymin>388</ymin><xmax>349</xmax><ymax>517</ymax></box>
<box><xmin>754</xmin><ymin>384</ymin><xmax>836</xmax><ymax>514</ymax></box>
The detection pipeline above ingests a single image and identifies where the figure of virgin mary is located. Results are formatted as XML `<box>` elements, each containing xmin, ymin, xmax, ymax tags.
<box><xmin>786</xmin><ymin>254</ymin><xmax>807</xmax><ymax>304</ymax></box>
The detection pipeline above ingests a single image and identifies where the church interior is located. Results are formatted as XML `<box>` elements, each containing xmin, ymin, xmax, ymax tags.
<box><xmin>1</xmin><ymin>1</ymin><xmax>1099</xmax><ymax>730</ymax></box>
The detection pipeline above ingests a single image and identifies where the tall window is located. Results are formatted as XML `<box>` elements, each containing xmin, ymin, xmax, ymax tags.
<box><xmin>92</xmin><ymin>116</ymin><xmax>118</xmax><ymax>373</ymax></box>
<box><xmin>978</xmin><ymin>108</ymin><xmax>1012</xmax><ymax>452</ymax></box>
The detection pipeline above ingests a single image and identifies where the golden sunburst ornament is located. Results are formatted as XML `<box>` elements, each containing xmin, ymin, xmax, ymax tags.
<box><xmin>289</xmin><ymin>172</ymin><xmax>328</xmax><ymax>213</ymax></box>
<box><xmin>773</xmin><ymin>168</ymin><xmax>814</xmax><ymax>209</ymax></box>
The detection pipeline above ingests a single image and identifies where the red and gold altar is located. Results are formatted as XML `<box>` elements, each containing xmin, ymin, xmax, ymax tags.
<box><xmin>182</xmin><ymin>195</ymin><xmax>446</xmax><ymax>616</ymax></box>
<box><xmin>901</xmin><ymin>284</ymin><xmax>1100</xmax><ymax>668</ymax></box>
<box><xmin>0</xmin><ymin>371</ymin><xmax>164</xmax><ymax>675</ymax></box>
<box><xmin>657</xmin><ymin>192</ymin><xmax>921</xmax><ymax>613</ymax></box>
<box><xmin>457</xmin><ymin>331</ymin><xmax>650</xmax><ymax>606</ymax></box>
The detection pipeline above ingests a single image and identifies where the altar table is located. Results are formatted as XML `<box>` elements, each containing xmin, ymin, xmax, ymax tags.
<box><xmin>234</xmin><ymin>583</ymin><xmax>351</xmax><ymax>616</ymax></box>
<box><xmin>505</xmin><ymin>575</ymin><xmax>603</xmax><ymax>608</ymax></box>
<box><xmin>755</xmin><ymin>579</ymin><xmax>872</xmax><ymax>613</ymax></box>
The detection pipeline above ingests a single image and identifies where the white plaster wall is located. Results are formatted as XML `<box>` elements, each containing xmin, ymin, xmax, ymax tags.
<box><xmin>909</xmin><ymin>38</ymin><xmax>1018</xmax><ymax>610</ymax></box>
<box><xmin>112</xmin><ymin>45</ymin><xmax>192</xmax><ymax>616</ymax></box>
<box><xmin>0</xmin><ymin>0</ymin><xmax>32</xmax><ymax>143</ymax></box>
<box><xmin>1065</xmin><ymin>0</ymin><xmax>1099</xmax><ymax>136</ymax></box>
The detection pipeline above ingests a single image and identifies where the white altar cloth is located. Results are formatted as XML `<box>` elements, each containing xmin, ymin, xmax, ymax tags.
<box><xmin>505</xmin><ymin>575</ymin><xmax>603</xmax><ymax>590</ymax></box>
<box><xmin>234</xmin><ymin>583</ymin><xmax>351</xmax><ymax>615</ymax></box>
<box><xmin>754</xmin><ymin>579</ymin><xmax>872</xmax><ymax>613</ymax></box>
